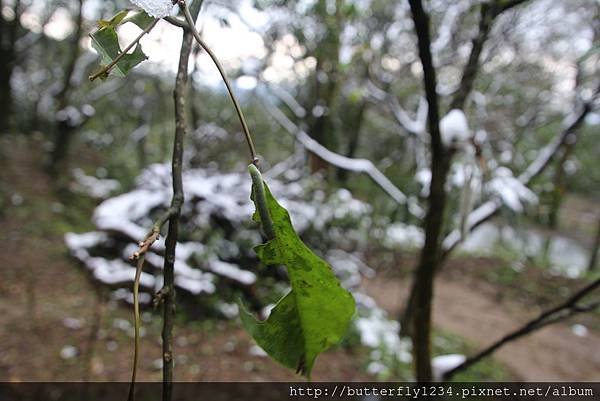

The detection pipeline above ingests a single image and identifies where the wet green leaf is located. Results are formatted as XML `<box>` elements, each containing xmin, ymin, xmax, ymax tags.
<box><xmin>241</xmin><ymin>170</ymin><xmax>355</xmax><ymax>378</ymax></box>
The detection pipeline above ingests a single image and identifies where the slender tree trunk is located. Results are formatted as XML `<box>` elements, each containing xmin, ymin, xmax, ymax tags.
<box><xmin>0</xmin><ymin>0</ymin><xmax>21</xmax><ymax>133</ymax></box>
<box><xmin>588</xmin><ymin>214</ymin><xmax>600</xmax><ymax>272</ymax></box>
<box><xmin>50</xmin><ymin>0</ymin><xmax>84</xmax><ymax>173</ymax></box>
<box><xmin>307</xmin><ymin>0</ymin><xmax>342</xmax><ymax>174</ymax></box>
<box><xmin>407</xmin><ymin>0</ymin><xmax>448</xmax><ymax>382</ymax></box>
<box><xmin>162</xmin><ymin>3</ymin><xmax>203</xmax><ymax>399</ymax></box>
<box><xmin>337</xmin><ymin>100</ymin><xmax>366</xmax><ymax>182</ymax></box>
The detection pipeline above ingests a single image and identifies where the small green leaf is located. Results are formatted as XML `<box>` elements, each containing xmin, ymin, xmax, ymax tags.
<box><xmin>240</xmin><ymin>171</ymin><xmax>355</xmax><ymax>378</ymax></box>
<box><xmin>89</xmin><ymin>24</ymin><xmax>148</xmax><ymax>79</ymax></box>
<box><xmin>123</xmin><ymin>10</ymin><xmax>155</xmax><ymax>30</ymax></box>
<box><xmin>97</xmin><ymin>9</ymin><xmax>131</xmax><ymax>29</ymax></box>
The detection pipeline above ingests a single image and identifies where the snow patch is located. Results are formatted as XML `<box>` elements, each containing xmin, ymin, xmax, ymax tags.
<box><xmin>129</xmin><ymin>0</ymin><xmax>174</xmax><ymax>18</ymax></box>
<box><xmin>440</xmin><ymin>109</ymin><xmax>470</xmax><ymax>147</ymax></box>
<box><xmin>432</xmin><ymin>354</ymin><xmax>465</xmax><ymax>380</ymax></box>
<box><xmin>486</xmin><ymin>167</ymin><xmax>537</xmax><ymax>212</ymax></box>
<box><xmin>385</xmin><ymin>223</ymin><xmax>424</xmax><ymax>248</ymax></box>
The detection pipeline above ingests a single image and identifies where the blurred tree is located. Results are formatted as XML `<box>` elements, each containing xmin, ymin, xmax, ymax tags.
<box><xmin>49</xmin><ymin>0</ymin><xmax>86</xmax><ymax>174</ymax></box>
<box><xmin>0</xmin><ymin>0</ymin><xmax>22</xmax><ymax>131</ymax></box>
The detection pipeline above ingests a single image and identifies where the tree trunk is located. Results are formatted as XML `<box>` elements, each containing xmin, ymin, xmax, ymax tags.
<box><xmin>49</xmin><ymin>0</ymin><xmax>84</xmax><ymax>173</ymax></box>
<box><xmin>162</xmin><ymin>3</ymin><xmax>203</xmax><ymax>399</ymax></box>
<box><xmin>407</xmin><ymin>0</ymin><xmax>448</xmax><ymax>382</ymax></box>
<box><xmin>588</xmin><ymin>214</ymin><xmax>600</xmax><ymax>272</ymax></box>
<box><xmin>0</xmin><ymin>0</ymin><xmax>21</xmax><ymax>133</ymax></box>
<box><xmin>337</xmin><ymin>99</ymin><xmax>367</xmax><ymax>182</ymax></box>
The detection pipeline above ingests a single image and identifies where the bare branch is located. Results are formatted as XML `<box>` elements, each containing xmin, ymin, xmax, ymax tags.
<box><xmin>449</xmin><ymin>2</ymin><xmax>496</xmax><ymax>110</ymax></box>
<box><xmin>450</xmin><ymin>0</ymin><xmax>532</xmax><ymax>110</ymax></box>
<box><xmin>443</xmin><ymin>278</ymin><xmax>600</xmax><ymax>380</ymax></box>
<box><xmin>163</xmin><ymin>16</ymin><xmax>188</xmax><ymax>30</ymax></box>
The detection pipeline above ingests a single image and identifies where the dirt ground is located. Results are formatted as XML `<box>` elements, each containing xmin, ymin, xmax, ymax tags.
<box><xmin>1</xmin><ymin>134</ymin><xmax>599</xmax><ymax>382</ymax></box>
<box><xmin>362</xmin><ymin>267</ymin><xmax>600</xmax><ymax>381</ymax></box>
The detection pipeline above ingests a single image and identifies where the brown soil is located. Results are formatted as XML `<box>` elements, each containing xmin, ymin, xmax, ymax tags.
<box><xmin>362</xmin><ymin>257</ymin><xmax>600</xmax><ymax>381</ymax></box>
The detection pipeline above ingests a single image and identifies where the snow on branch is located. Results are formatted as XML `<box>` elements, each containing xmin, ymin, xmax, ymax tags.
<box><xmin>261</xmin><ymin>96</ymin><xmax>424</xmax><ymax>218</ymax></box>
<box><xmin>442</xmin><ymin>98</ymin><xmax>595</xmax><ymax>255</ymax></box>
<box><xmin>366</xmin><ymin>80</ymin><xmax>428</xmax><ymax>137</ymax></box>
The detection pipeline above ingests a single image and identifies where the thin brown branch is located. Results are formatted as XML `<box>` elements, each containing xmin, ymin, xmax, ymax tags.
<box><xmin>88</xmin><ymin>18</ymin><xmax>159</xmax><ymax>82</ymax></box>
<box><xmin>179</xmin><ymin>0</ymin><xmax>258</xmax><ymax>164</ymax></box>
<box><xmin>161</xmin><ymin>1</ymin><xmax>203</xmax><ymax>398</ymax></box>
<box><xmin>129</xmin><ymin>207</ymin><xmax>176</xmax><ymax>261</ymax></box>
<box><xmin>163</xmin><ymin>16</ymin><xmax>188</xmax><ymax>30</ymax></box>
<box><xmin>449</xmin><ymin>3</ymin><xmax>496</xmax><ymax>110</ymax></box>
<box><xmin>450</xmin><ymin>0</ymin><xmax>531</xmax><ymax>110</ymax></box>
<box><xmin>443</xmin><ymin>278</ymin><xmax>600</xmax><ymax>380</ymax></box>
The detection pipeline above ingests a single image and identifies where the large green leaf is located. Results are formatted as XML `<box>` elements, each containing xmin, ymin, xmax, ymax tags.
<box><xmin>240</xmin><ymin>169</ymin><xmax>355</xmax><ymax>378</ymax></box>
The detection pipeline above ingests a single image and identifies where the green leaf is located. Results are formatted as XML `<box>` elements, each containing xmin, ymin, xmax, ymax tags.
<box><xmin>122</xmin><ymin>10</ymin><xmax>155</xmax><ymax>30</ymax></box>
<box><xmin>240</xmin><ymin>171</ymin><xmax>355</xmax><ymax>378</ymax></box>
<box><xmin>97</xmin><ymin>9</ymin><xmax>131</xmax><ymax>29</ymax></box>
<box><xmin>89</xmin><ymin>24</ymin><xmax>148</xmax><ymax>79</ymax></box>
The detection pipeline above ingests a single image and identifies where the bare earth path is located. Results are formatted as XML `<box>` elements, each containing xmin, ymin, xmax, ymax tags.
<box><xmin>363</xmin><ymin>273</ymin><xmax>600</xmax><ymax>381</ymax></box>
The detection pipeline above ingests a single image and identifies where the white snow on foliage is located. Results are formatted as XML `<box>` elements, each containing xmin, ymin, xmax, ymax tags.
<box><xmin>129</xmin><ymin>0</ymin><xmax>174</xmax><ymax>18</ymax></box>
<box><xmin>327</xmin><ymin>249</ymin><xmax>375</xmax><ymax>289</ymax></box>
<box><xmin>486</xmin><ymin>167</ymin><xmax>537</xmax><ymax>212</ymax></box>
<box><xmin>355</xmin><ymin>310</ymin><xmax>400</xmax><ymax>350</ymax></box>
<box><xmin>65</xmin><ymin>163</ymin><xmax>374</xmax><ymax>305</ymax></box>
<box><xmin>72</xmin><ymin>168</ymin><xmax>120</xmax><ymax>199</ymax></box>
<box><xmin>354</xmin><ymin>293</ymin><xmax>412</xmax><ymax>367</ymax></box>
<box><xmin>384</xmin><ymin>223</ymin><xmax>424</xmax><ymax>248</ymax></box>
<box><xmin>432</xmin><ymin>354</ymin><xmax>465</xmax><ymax>381</ymax></box>
<box><xmin>440</xmin><ymin>109</ymin><xmax>470</xmax><ymax>147</ymax></box>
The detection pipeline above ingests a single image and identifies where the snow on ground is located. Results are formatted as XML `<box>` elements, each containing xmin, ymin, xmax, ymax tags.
<box><xmin>65</xmin><ymin>163</ymin><xmax>375</xmax><ymax>310</ymax></box>
<box><xmin>460</xmin><ymin>222</ymin><xmax>589</xmax><ymax>277</ymax></box>
<box><xmin>354</xmin><ymin>293</ymin><xmax>413</xmax><ymax>378</ymax></box>
<box><xmin>432</xmin><ymin>354</ymin><xmax>466</xmax><ymax>380</ymax></box>
<box><xmin>71</xmin><ymin>168</ymin><xmax>120</xmax><ymax>199</ymax></box>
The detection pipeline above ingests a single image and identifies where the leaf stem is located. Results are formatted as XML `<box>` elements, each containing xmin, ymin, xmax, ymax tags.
<box><xmin>127</xmin><ymin>255</ymin><xmax>145</xmax><ymax>401</ymax></box>
<box><xmin>248</xmin><ymin>164</ymin><xmax>275</xmax><ymax>239</ymax></box>
<box><xmin>89</xmin><ymin>18</ymin><xmax>159</xmax><ymax>81</ymax></box>
<box><xmin>179</xmin><ymin>0</ymin><xmax>258</xmax><ymax>163</ymax></box>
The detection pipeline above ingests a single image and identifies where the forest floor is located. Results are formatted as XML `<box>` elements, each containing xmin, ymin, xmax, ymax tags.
<box><xmin>0</xmin><ymin>134</ymin><xmax>599</xmax><ymax>382</ymax></box>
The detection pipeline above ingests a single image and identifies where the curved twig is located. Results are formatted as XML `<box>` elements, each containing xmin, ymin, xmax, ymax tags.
<box><xmin>179</xmin><ymin>0</ymin><xmax>258</xmax><ymax>163</ymax></box>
